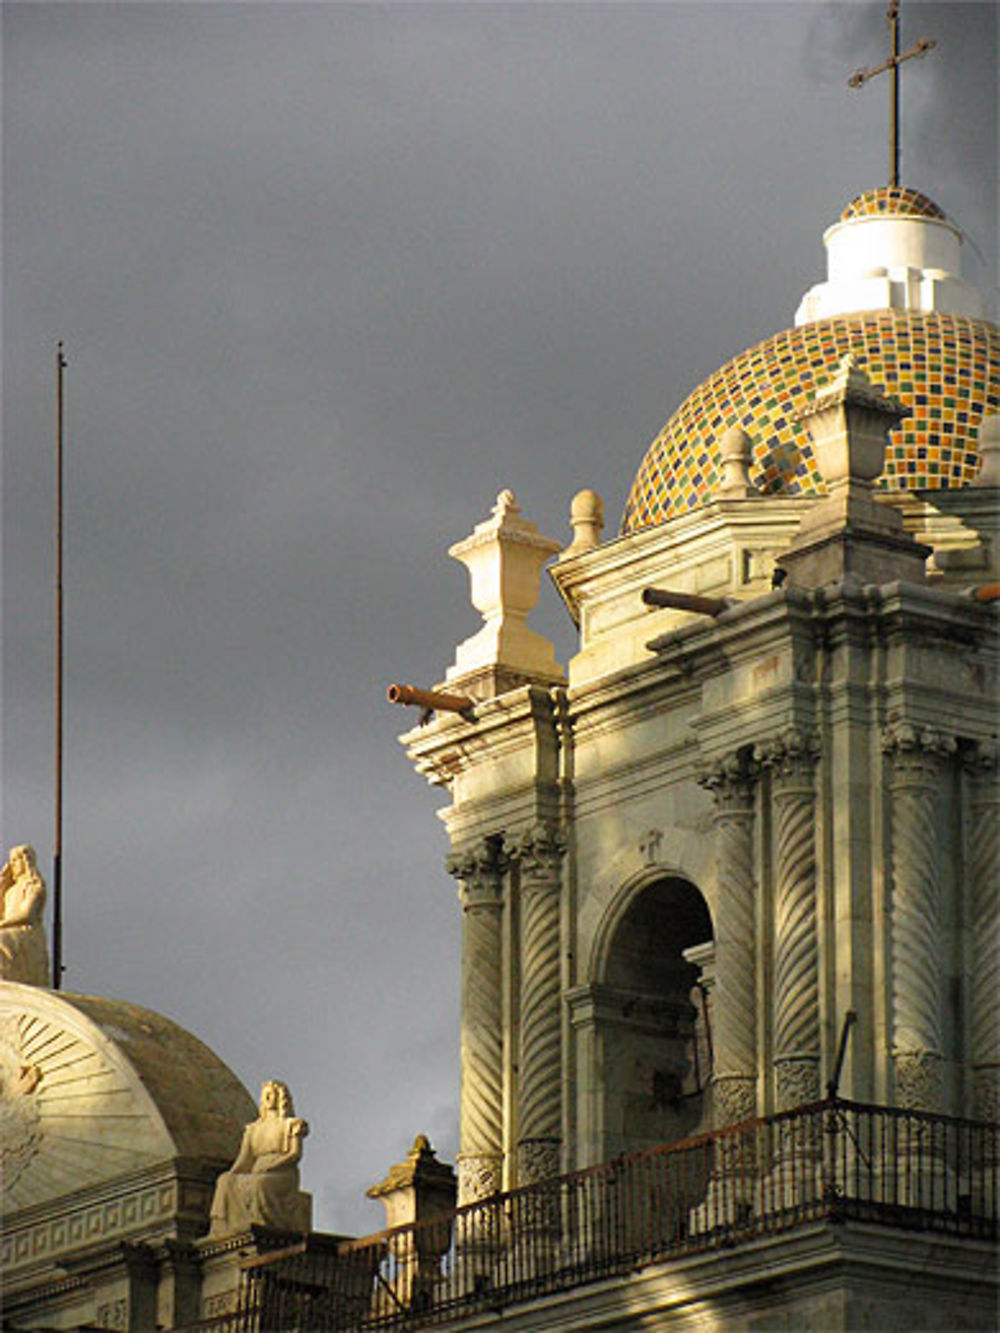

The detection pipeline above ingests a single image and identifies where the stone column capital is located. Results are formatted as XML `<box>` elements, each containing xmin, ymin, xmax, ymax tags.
<box><xmin>963</xmin><ymin>738</ymin><xmax>1000</xmax><ymax>781</ymax></box>
<box><xmin>508</xmin><ymin>822</ymin><xmax>567</xmax><ymax>883</ymax></box>
<box><xmin>755</xmin><ymin>727</ymin><xmax>820</xmax><ymax>786</ymax></box>
<box><xmin>447</xmin><ymin>835</ymin><xmax>508</xmax><ymax>911</ymax></box>
<box><xmin>882</xmin><ymin>722</ymin><xmax>957</xmax><ymax>778</ymax></box>
<box><xmin>698</xmin><ymin>748</ymin><xmax>760</xmax><ymax>810</ymax></box>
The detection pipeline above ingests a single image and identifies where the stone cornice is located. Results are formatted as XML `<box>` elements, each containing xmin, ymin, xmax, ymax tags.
<box><xmin>551</xmin><ymin>494</ymin><xmax>812</xmax><ymax>622</ymax></box>
<box><xmin>402</xmin><ymin>683</ymin><xmax>559</xmax><ymax>789</ymax></box>
<box><xmin>648</xmin><ymin>586</ymin><xmax>817</xmax><ymax>674</ymax></box>
<box><xmin>2</xmin><ymin>1156</ymin><xmax>222</xmax><ymax>1285</ymax></box>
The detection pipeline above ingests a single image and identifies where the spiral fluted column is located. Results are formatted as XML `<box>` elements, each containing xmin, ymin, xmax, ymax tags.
<box><xmin>513</xmin><ymin>822</ymin><xmax>566</xmax><ymax>1185</ymax></box>
<box><xmin>758</xmin><ymin>729</ymin><xmax>821</xmax><ymax>1110</ymax></box>
<box><xmin>883</xmin><ymin>724</ymin><xmax>956</xmax><ymax>1112</ymax></box>
<box><xmin>447</xmin><ymin>836</ymin><xmax>507</xmax><ymax>1204</ymax></box>
<box><xmin>700</xmin><ymin>750</ymin><xmax>759</xmax><ymax>1126</ymax></box>
<box><xmin>966</xmin><ymin>742</ymin><xmax>999</xmax><ymax>1122</ymax></box>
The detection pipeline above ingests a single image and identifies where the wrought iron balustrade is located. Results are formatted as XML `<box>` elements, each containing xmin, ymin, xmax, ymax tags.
<box><xmin>186</xmin><ymin>1098</ymin><xmax>997</xmax><ymax>1332</ymax></box>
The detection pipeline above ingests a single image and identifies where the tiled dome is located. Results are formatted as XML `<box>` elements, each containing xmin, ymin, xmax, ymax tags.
<box><xmin>840</xmin><ymin>187</ymin><xmax>946</xmax><ymax>221</ymax></box>
<box><xmin>621</xmin><ymin>311</ymin><xmax>999</xmax><ymax>535</ymax></box>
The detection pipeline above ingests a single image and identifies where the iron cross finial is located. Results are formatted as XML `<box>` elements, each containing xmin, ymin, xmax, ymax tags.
<box><xmin>847</xmin><ymin>0</ymin><xmax>937</xmax><ymax>189</ymax></box>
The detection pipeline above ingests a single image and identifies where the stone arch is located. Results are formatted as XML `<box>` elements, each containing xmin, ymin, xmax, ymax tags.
<box><xmin>584</xmin><ymin>871</ymin><xmax>714</xmax><ymax>1162</ymax></box>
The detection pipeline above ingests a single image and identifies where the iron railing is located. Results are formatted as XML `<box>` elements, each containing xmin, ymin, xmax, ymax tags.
<box><xmin>188</xmin><ymin>1098</ymin><xmax>997</xmax><ymax>1332</ymax></box>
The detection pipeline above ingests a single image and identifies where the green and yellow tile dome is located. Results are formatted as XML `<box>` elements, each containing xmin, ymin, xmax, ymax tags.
<box><xmin>621</xmin><ymin>192</ymin><xmax>998</xmax><ymax>536</ymax></box>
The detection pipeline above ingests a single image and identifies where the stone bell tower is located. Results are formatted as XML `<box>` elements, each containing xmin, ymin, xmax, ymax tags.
<box><xmin>395</xmin><ymin>188</ymin><xmax>999</xmax><ymax>1213</ymax></box>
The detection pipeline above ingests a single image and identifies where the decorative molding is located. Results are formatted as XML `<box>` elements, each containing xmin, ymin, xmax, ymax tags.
<box><xmin>96</xmin><ymin>1298</ymin><xmax>128</xmax><ymax>1331</ymax></box>
<box><xmin>517</xmin><ymin>1136</ymin><xmax>561</xmax><ymax>1187</ymax></box>
<box><xmin>755</xmin><ymin>727</ymin><xmax>820</xmax><ymax>786</ymax></box>
<box><xmin>712</xmin><ymin>1074</ymin><xmax>756</xmax><ymax>1127</ymax></box>
<box><xmin>882</xmin><ymin>722</ymin><xmax>957</xmax><ymax>782</ymax></box>
<box><xmin>2</xmin><ymin>1177</ymin><xmax>178</xmax><ymax>1274</ymax></box>
<box><xmin>972</xmin><ymin>1066</ymin><xmax>999</xmax><ymax>1125</ymax></box>
<box><xmin>456</xmin><ymin>1154</ymin><xmax>501</xmax><ymax>1205</ymax></box>
<box><xmin>203</xmin><ymin>1289</ymin><xmax>239</xmax><ymax>1318</ymax></box>
<box><xmin>894</xmin><ymin>1049</ymin><xmax>944</xmax><ymax>1112</ymax></box>
<box><xmin>698</xmin><ymin>748</ymin><xmax>759</xmax><ymax>810</ymax></box>
<box><xmin>775</xmin><ymin>1056</ymin><xmax>821</xmax><ymax>1110</ymax></box>
<box><xmin>447</xmin><ymin>835</ymin><xmax>508</xmax><ymax>912</ymax></box>
<box><xmin>0</xmin><ymin>1016</ymin><xmax>43</xmax><ymax>1191</ymax></box>
<box><xmin>509</xmin><ymin>822</ymin><xmax>567</xmax><ymax>884</ymax></box>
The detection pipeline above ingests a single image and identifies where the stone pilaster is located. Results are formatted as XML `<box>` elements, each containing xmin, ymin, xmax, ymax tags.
<box><xmin>965</xmin><ymin>741</ymin><xmax>999</xmax><ymax>1122</ymax></box>
<box><xmin>447</xmin><ymin>836</ymin><xmax>507</xmax><ymax>1204</ymax></box>
<box><xmin>883</xmin><ymin>723</ymin><xmax>956</xmax><ymax>1112</ymax></box>
<box><xmin>757</xmin><ymin>728</ymin><xmax>821</xmax><ymax>1110</ymax></box>
<box><xmin>699</xmin><ymin>749</ymin><xmax>759</xmax><ymax>1126</ymax></box>
<box><xmin>511</xmin><ymin>822</ymin><xmax>566</xmax><ymax>1186</ymax></box>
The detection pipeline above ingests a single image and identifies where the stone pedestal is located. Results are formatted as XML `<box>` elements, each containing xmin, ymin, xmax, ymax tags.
<box><xmin>367</xmin><ymin>1135</ymin><xmax>457</xmax><ymax>1312</ymax></box>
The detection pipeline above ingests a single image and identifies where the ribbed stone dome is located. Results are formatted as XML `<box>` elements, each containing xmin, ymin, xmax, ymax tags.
<box><xmin>0</xmin><ymin>982</ymin><xmax>256</xmax><ymax>1213</ymax></box>
<box><xmin>621</xmin><ymin>310</ymin><xmax>999</xmax><ymax>535</ymax></box>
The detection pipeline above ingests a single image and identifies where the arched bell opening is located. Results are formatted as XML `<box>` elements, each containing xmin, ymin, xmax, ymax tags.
<box><xmin>594</xmin><ymin>876</ymin><xmax>714</xmax><ymax>1161</ymax></box>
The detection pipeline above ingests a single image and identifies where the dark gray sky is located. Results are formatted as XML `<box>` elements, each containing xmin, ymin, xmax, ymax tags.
<box><xmin>3</xmin><ymin>2</ymin><xmax>996</xmax><ymax>1234</ymax></box>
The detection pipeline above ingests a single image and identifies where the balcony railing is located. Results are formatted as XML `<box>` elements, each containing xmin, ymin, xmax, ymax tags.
<box><xmin>190</xmin><ymin>1098</ymin><xmax>997</xmax><ymax>1332</ymax></box>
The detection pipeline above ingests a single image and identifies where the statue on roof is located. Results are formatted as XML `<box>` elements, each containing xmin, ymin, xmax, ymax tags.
<box><xmin>0</xmin><ymin>846</ymin><xmax>50</xmax><ymax>986</ymax></box>
<box><xmin>208</xmin><ymin>1079</ymin><xmax>311</xmax><ymax>1237</ymax></box>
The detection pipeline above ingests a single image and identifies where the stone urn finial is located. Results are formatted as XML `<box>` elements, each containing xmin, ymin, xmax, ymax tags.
<box><xmin>445</xmin><ymin>490</ymin><xmax>563</xmax><ymax>688</ymax></box>
<box><xmin>777</xmin><ymin>353</ymin><xmax>927</xmax><ymax>588</ymax></box>
<box><xmin>792</xmin><ymin>353</ymin><xmax>909</xmax><ymax>491</ymax></box>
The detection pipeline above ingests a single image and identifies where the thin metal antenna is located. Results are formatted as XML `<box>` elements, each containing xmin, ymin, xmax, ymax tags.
<box><xmin>53</xmin><ymin>340</ymin><xmax>67</xmax><ymax>990</ymax></box>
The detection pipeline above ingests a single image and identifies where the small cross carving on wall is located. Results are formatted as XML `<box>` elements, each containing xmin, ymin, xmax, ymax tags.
<box><xmin>639</xmin><ymin>829</ymin><xmax>663</xmax><ymax>865</ymax></box>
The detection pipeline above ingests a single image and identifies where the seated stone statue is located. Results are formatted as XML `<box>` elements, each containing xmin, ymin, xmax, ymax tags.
<box><xmin>0</xmin><ymin>846</ymin><xmax>50</xmax><ymax>986</ymax></box>
<box><xmin>209</xmin><ymin>1080</ymin><xmax>311</xmax><ymax>1236</ymax></box>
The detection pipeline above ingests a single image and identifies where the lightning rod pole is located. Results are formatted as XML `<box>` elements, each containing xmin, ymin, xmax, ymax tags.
<box><xmin>53</xmin><ymin>341</ymin><xmax>66</xmax><ymax>990</ymax></box>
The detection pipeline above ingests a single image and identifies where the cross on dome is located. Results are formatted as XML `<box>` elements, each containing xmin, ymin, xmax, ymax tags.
<box><xmin>847</xmin><ymin>0</ymin><xmax>937</xmax><ymax>188</ymax></box>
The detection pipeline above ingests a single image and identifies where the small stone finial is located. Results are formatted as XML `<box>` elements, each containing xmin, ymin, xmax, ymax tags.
<box><xmin>0</xmin><ymin>846</ymin><xmax>50</xmax><ymax>986</ymax></box>
<box><xmin>562</xmin><ymin>488</ymin><xmax>605</xmax><ymax>557</ymax></box>
<box><xmin>492</xmin><ymin>488</ymin><xmax>520</xmax><ymax>517</ymax></box>
<box><xmin>974</xmin><ymin>414</ymin><xmax>1000</xmax><ymax>487</ymax></box>
<box><xmin>715</xmin><ymin>425</ymin><xmax>756</xmax><ymax>497</ymax></box>
<box><xmin>446</xmin><ymin>491</ymin><xmax>563</xmax><ymax>687</ymax></box>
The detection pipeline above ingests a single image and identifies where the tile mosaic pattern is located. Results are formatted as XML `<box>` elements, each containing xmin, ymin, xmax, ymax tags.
<box><xmin>621</xmin><ymin>311</ymin><xmax>999</xmax><ymax>534</ymax></box>
<box><xmin>840</xmin><ymin>187</ymin><xmax>945</xmax><ymax>221</ymax></box>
